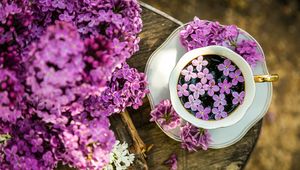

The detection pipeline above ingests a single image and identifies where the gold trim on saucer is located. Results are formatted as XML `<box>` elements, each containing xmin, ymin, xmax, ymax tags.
<box><xmin>254</xmin><ymin>74</ymin><xmax>279</xmax><ymax>83</ymax></box>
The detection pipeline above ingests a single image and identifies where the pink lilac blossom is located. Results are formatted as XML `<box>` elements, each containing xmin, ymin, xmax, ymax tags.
<box><xmin>184</xmin><ymin>95</ymin><xmax>201</xmax><ymax>111</ymax></box>
<box><xmin>189</xmin><ymin>83</ymin><xmax>205</xmax><ymax>99</ymax></box>
<box><xmin>150</xmin><ymin>99</ymin><xmax>181</xmax><ymax>131</ymax></box>
<box><xmin>229</xmin><ymin>69</ymin><xmax>244</xmax><ymax>85</ymax></box>
<box><xmin>197</xmin><ymin>68</ymin><xmax>213</xmax><ymax>84</ymax></box>
<box><xmin>213</xmin><ymin>94</ymin><xmax>227</xmax><ymax>107</ymax></box>
<box><xmin>181</xmin><ymin>65</ymin><xmax>197</xmax><ymax>81</ymax></box>
<box><xmin>177</xmin><ymin>84</ymin><xmax>189</xmax><ymax>97</ymax></box>
<box><xmin>218</xmin><ymin>79</ymin><xmax>232</xmax><ymax>94</ymax></box>
<box><xmin>232</xmin><ymin>91</ymin><xmax>245</xmax><ymax>105</ymax></box>
<box><xmin>217</xmin><ymin>59</ymin><xmax>236</xmax><ymax>76</ymax></box>
<box><xmin>180</xmin><ymin>123</ymin><xmax>212</xmax><ymax>151</ymax></box>
<box><xmin>164</xmin><ymin>153</ymin><xmax>178</xmax><ymax>170</ymax></box>
<box><xmin>192</xmin><ymin>55</ymin><xmax>208</xmax><ymax>72</ymax></box>
<box><xmin>212</xmin><ymin>105</ymin><xmax>227</xmax><ymax>120</ymax></box>
<box><xmin>204</xmin><ymin>79</ymin><xmax>220</xmax><ymax>96</ymax></box>
<box><xmin>195</xmin><ymin>105</ymin><xmax>211</xmax><ymax>120</ymax></box>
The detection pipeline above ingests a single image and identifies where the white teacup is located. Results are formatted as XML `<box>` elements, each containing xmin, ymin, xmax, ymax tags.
<box><xmin>169</xmin><ymin>45</ymin><xmax>278</xmax><ymax>129</ymax></box>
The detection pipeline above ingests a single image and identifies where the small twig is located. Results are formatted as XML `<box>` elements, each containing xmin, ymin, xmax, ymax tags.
<box><xmin>120</xmin><ymin>110</ymin><xmax>152</xmax><ymax>158</ymax></box>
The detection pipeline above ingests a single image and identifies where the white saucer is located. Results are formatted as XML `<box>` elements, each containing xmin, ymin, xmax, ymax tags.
<box><xmin>145</xmin><ymin>24</ymin><xmax>273</xmax><ymax>149</ymax></box>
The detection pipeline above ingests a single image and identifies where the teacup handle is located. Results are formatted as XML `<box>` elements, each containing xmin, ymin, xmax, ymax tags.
<box><xmin>254</xmin><ymin>74</ymin><xmax>279</xmax><ymax>83</ymax></box>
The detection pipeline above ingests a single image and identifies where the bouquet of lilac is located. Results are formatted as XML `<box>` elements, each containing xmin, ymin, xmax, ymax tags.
<box><xmin>0</xmin><ymin>1</ymin><xmax>148</xmax><ymax>170</ymax></box>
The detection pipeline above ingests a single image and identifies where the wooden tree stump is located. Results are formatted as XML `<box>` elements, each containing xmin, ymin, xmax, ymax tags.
<box><xmin>120</xmin><ymin>2</ymin><xmax>262</xmax><ymax>170</ymax></box>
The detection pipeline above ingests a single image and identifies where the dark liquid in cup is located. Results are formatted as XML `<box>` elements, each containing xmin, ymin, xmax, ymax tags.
<box><xmin>178</xmin><ymin>55</ymin><xmax>245</xmax><ymax>120</ymax></box>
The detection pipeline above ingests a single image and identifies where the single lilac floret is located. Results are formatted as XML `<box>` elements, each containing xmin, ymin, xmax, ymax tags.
<box><xmin>177</xmin><ymin>84</ymin><xmax>189</xmax><ymax>97</ymax></box>
<box><xmin>195</xmin><ymin>105</ymin><xmax>211</xmax><ymax>120</ymax></box>
<box><xmin>181</xmin><ymin>65</ymin><xmax>197</xmax><ymax>81</ymax></box>
<box><xmin>189</xmin><ymin>83</ymin><xmax>205</xmax><ymax>99</ymax></box>
<box><xmin>164</xmin><ymin>153</ymin><xmax>178</xmax><ymax>170</ymax></box>
<box><xmin>192</xmin><ymin>55</ymin><xmax>208</xmax><ymax>72</ymax></box>
<box><xmin>229</xmin><ymin>69</ymin><xmax>244</xmax><ymax>85</ymax></box>
<box><xmin>232</xmin><ymin>91</ymin><xmax>245</xmax><ymax>105</ymax></box>
<box><xmin>203</xmin><ymin>80</ymin><xmax>220</xmax><ymax>96</ymax></box>
<box><xmin>213</xmin><ymin>94</ymin><xmax>227</xmax><ymax>107</ymax></box>
<box><xmin>197</xmin><ymin>68</ymin><xmax>213</xmax><ymax>84</ymax></box>
<box><xmin>184</xmin><ymin>95</ymin><xmax>201</xmax><ymax>111</ymax></box>
<box><xmin>217</xmin><ymin>59</ymin><xmax>236</xmax><ymax>76</ymax></box>
<box><xmin>212</xmin><ymin>105</ymin><xmax>228</xmax><ymax>120</ymax></box>
<box><xmin>218</xmin><ymin>79</ymin><xmax>232</xmax><ymax>94</ymax></box>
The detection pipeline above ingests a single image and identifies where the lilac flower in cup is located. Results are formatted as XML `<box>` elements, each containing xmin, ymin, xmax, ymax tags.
<box><xmin>232</xmin><ymin>91</ymin><xmax>245</xmax><ymax>105</ymax></box>
<box><xmin>218</xmin><ymin>79</ymin><xmax>232</xmax><ymax>94</ymax></box>
<box><xmin>189</xmin><ymin>83</ymin><xmax>205</xmax><ymax>99</ymax></box>
<box><xmin>213</xmin><ymin>94</ymin><xmax>227</xmax><ymax>107</ymax></box>
<box><xmin>192</xmin><ymin>55</ymin><xmax>208</xmax><ymax>72</ymax></box>
<box><xmin>229</xmin><ymin>69</ymin><xmax>244</xmax><ymax>85</ymax></box>
<box><xmin>212</xmin><ymin>105</ymin><xmax>228</xmax><ymax>120</ymax></box>
<box><xmin>177</xmin><ymin>84</ymin><xmax>189</xmax><ymax>97</ymax></box>
<box><xmin>197</xmin><ymin>68</ymin><xmax>213</xmax><ymax>84</ymax></box>
<box><xmin>217</xmin><ymin>59</ymin><xmax>236</xmax><ymax>76</ymax></box>
<box><xmin>181</xmin><ymin>65</ymin><xmax>197</xmax><ymax>81</ymax></box>
<box><xmin>184</xmin><ymin>95</ymin><xmax>201</xmax><ymax>111</ymax></box>
<box><xmin>204</xmin><ymin>80</ymin><xmax>220</xmax><ymax>96</ymax></box>
<box><xmin>195</xmin><ymin>105</ymin><xmax>211</xmax><ymax>120</ymax></box>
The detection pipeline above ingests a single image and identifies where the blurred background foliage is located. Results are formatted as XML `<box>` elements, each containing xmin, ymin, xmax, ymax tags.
<box><xmin>142</xmin><ymin>0</ymin><xmax>300</xmax><ymax>170</ymax></box>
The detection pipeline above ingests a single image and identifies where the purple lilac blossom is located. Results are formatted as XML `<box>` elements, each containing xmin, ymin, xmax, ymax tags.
<box><xmin>177</xmin><ymin>84</ymin><xmax>189</xmax><ymax>97</ymax></box>
<box><xmin>0</xmin><ymin>69</ymin><xmax>24</xmax><ymax>123</ymax></box>
<box><xmin>189</xmin><ymin>83</ymin><xmax>205</xmax><ymax>99</ymax></box>
<box><xmin>184</xmin><ymin>95</ymin><xmax>201</xmax><ymax>111</ymax></box>
<box><xmin>180</xmin><ymin>17</ymin><xmax>239</xmax><ymax>51</ymax></box>
<box><xmin>212</xmin><ymin>105</ymin><xmax>227</xmax><ymax>120</ymax></box>
<box><xmin>195</xmin><ymin>105</ymin><xmax>211</xmax><ymax>120</ymax></box>
<box><xmin>0</xmin><ymin>0</ymin><xmax>144</xmax><ymax>169</ymax></box>
<box><xmin>100</xmin><ymin>63</ymin><xmax>149</xmax><ymax>114</ymax></box>
<box><xmin>197</xmin><ymin>68</ymin><xmax>213</xmax><ymax>84</ymax></box>
<box><xmin>150</xmin><ymin>99</ymin><xmax>181</xmax><ymax>131</ymax></box>
<box><xmin>181</xmin><ymin>65</ymin><xmax>197</xmax><ymax>81</ymax></box>
<box><xmin>236</xmin><ymin>40</ymin><xmax>263</xmax><ymax>68</ymax></box>
<box><xmin>180</xmin><ymin>17</ymin><xmax>263</xmax><ymax>69</ymax></box>
<box><xmin>218</xmin><ymin>79</ymin><xmax>232</xmax><ymax>94</ymax></box>
<box><xmin>164</xmin><ymin>153</ymin><xmax>178</xmax><ymax>170</ymax></box>
<box><xmin>232</xmin><ymin>91</ymin><xmax>245</xmax><ymax>105</ymax></box>
<box><xmin>180</xmin><ymin>123</ymin><xmax>212</xmax><ymax>151</ymax></box>
<box><xmin>217</xmin><ymin>59</ymin><xmax>236</xmax><ymax>76</ymax></box>
<box><xmin>192</xmin><ymin>55</ymin><xmax>208</xmax><ymax>72</ymax></box>
<box><xmin>204</xmin><ymin>79</ymin><xmax>220</xmax><ymax>96</ymax></box>
<box><xmin>213</xmin><ymin>94</ymin><xmax>227</xmax><ymax>107</ymax></box>
<box><xmin>229</xmin><ymin>69</ymin><xmax>244</xmax><ymax>85</ymax></box>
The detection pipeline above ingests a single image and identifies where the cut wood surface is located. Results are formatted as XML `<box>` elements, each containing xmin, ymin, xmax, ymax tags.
<box><xmin>124</xmin><ymin>3</ymin><xmax>262</xmax><ymax>170</ymax></box>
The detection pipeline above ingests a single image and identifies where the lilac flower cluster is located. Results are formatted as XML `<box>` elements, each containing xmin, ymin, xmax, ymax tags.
<box><xmin>0</xmin><ymin>1</ymin><xmax>145</xmax><ymax>169</ymax></box>
<box><xmin>180</xmin><ymin>123</ymin><xmax>212</xmax><ymax>151</ymax></box>
<box><xmin>180</xmin><ymin>17</ymin><xmax>263</xmax><ymax>68</ymax></box>
<box><xmin>100</xmin><ymin>63</ymin><xmax>149</xmax><ymax>114</ymax></box>
<box><xmin>178</xmin><ymin>56</ymin><xmax>245</xmax><ymax>120</ymax></box>
<box><xmin>150</xmin><ymin>100</ymin><xmax>211</xmax><ymax>152</ymax></box>
<box><xmin>150</xmin><ymin>99</ymin><xmax>181</xmax><ymax>131</ymax></box>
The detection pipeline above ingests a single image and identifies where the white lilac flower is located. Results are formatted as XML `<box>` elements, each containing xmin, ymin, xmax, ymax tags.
<box><xmin>104</xmin><ymin>140</ymin><xmax>135</xmax><ymax>170</ymax></box>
